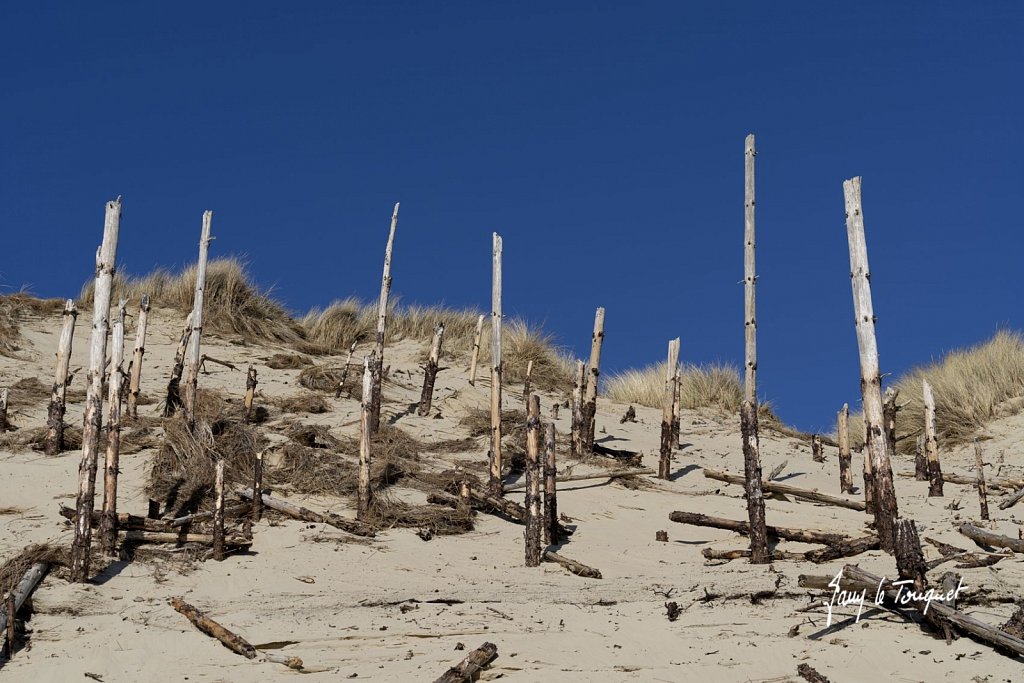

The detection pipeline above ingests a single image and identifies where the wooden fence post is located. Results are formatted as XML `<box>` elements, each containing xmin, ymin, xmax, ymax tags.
<box><xmin>570</xmin><ymin>360</ymin><xmax>586</xmax><ymax>458</ymax></box>
<box><xmin>740</xmin><ymin>400</ymin><xmax>770</xmax><ymax>563</ymax></box>
<box><xmin>488</xmin><ymin>233</ymin><xmax>504</xmax><ymax>495</ymax></box>
<box><xmin>418</xmin><ymin>323</ymin><xmax>445</xmax><ymax>416</ymax></box>
<box><xmin>923</xmin><ymin>379</ymin><xmax>943</xmax><ymax>497</ymax></box>
<box><xmin>811</xmin><ymin>434</ymin><xmax>825</xmax><ymax>462</ymax></box>
<box><xmin>671</xmin><ymin>366</ymin><xmax>682</xmax><ymax>445</ymax></box>
<box><xmin>522</xmin><ymin>360</ymin><xmax>533</xmax><ymax>404</ymax></box>
<box><xmin>45</xmin><ymin>299</ymin><xmax>78</xmax><ymax>454</ymax></box>
<box><xmin>974</xmin><ymin>440</ymin><xmax>989</xmax><ymax>521</ymax></box>
<box><xmin>524</xmin><ymin>394</ymin><xmax>543</xmax><ymax>567</ymax></box>
<box><xmin>862</xmin><ymin>418</ymin><xmax>875</xmax><ymax>515</ymax></box>
<box><xmin>581</xmin><ymin>307</ymin><xmax>605</xmax><ymax>453</ymax></box>
<box><xmin>243</xmin><ymin>366</ymin><xmax>258</xmax><ymax>423</ymax></box>
<box><xmin>100</xmin><ymin>301</ymin><xmax>127</xmax><ymax>554</ymax></box>
<box><xmin>838</xmin><ymin>404</ymin><xmax>853</xmax><ymax>493</ymax></box>
<box><xmin>335</xmin><ymin>341</ymin><xmax>358</xmax><ymax>398</ymax></box>
<box><xmin>126</xmin><ymin>294</ymin><xmax>150</xmax><ymax>419</ymax></box>
<box><xmin>468</xmin><ymin>314</ymin><xmax>485</xmax><ymax>386</ymax></box>
<box><xmin>252</xmin><ymin>451</ymin><xmax>264</xmax><ymax>522</ymax></box>
<box><xmin>370</xmin><ymin>203</ymin><xmax>399</xmax><ymax>434</ymax></box>
<box><xmin>659</xmin><ymin>338</ymin><xmax>680</xmax><ymax>479</ymax></box>
<box><xmin>0</xmin><ymin>389</ymin><xmax>8</xmax><ymax>433</ymax></box>
<box><xmin>844</xmin><ymin>176</ymin><xmax>899</xmax><ymax>553</ymax></box>
<box><xmin>914</xmin><ymin>434</ymin><xmax>928</xmax><ymax>481</ymax></box>
<box><xmin>212</xmin><ymin>458</ymin><xmax>225</xmax><ymax>561</ymax></box>
<box><xmin>164</xmin><ymin>313</ymin><xmax>192</xmax><ymax>417</ymax></box>
<box><xmin>359</xmin><ymin>353</ymin><xmax>377</xmax><ymax>518</ymax></box>
<box><xmin>543</xmin><ymin>422</ymin><xmax>558</xmax><ymax>545</ymax></box>
<box><xmin>883</xmin><ymin>387</ymin><xmax>900</xmax><ymax>456</ymax></box>
<box><xmin>70</xmin><ymin>197</ymin><xmax>121</xmax><ymax>582</ymax></box>
<box><xmin>182</xmin><ymin>211</ymin><xmax>213</xmax><ymax>430</ymax></box>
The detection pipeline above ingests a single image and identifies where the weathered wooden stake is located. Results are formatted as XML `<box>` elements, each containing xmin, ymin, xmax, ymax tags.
<box><xmin>126</xmin><ymin>294</ymin><xmax>150</xmax><ymax>418</ymax></box>
<box><xmin>974</xmin><ymin>440</ymin><xmax>989</xmax><ymax>521</ymax></box>
<box><xmin>45</xmin><ymin>299</ymin><xmax>78</xmax><ymax>453</ymax></box>
<box><xmin>914</xmin><ymin>434</ymin><xmax>928</xmax><ymax>481</ymax></box>
<box><xmin>182</xmin><ymin>210</ymin><xmax>213</xmax><ymax>431</ymax></box>
<box><xmin>671</xmin><ymin>366</ymin><xmax>681</xmax><ymax>445</ymax></box>
<box><xmin>882</xmin><ymin>387</ymin><xmax>899</xmax><ymax>456</ymax></box>
<box><xmin>659</xmin><ymin>338</ymin><xmax>680</xmax><ymax>479</ymax></box>
<box><xmin>570</xmin><ymin>360</ymin><xmax>586</xmax><ymax>458</ymax></box>
<box><xmin>335</xmin><ymin>340</ymin><xmax>358</xmax><ymax>398</ymax></box>
<box><xmin>243</xmin><ymin>365</ymin><xmax>258</xmax><ymax>423</ymax></box>
<box><xmin>359</xmin><ymin>354</ymin><xmax>377</xmax><ymax>518</ymax></box>
<box><xmin>863</xmin><ymin>417</ymin><xmax>875</xmax><ymax>514</ymax></box>
<box><xmin>418</xmin><ymin>323</ymin><xmax>445</xmax><ymax>416</ymax></box>
<box><xmin>5</xmin><ymin>594</ymin><xmax>14</xmax><ymax>660</ymax></box>
<box><xmin>740</xmin><ymin>399</ymin><xmax>770</xmax><ymax>563</ymax></box>
<box><xmin>370</xmin><ymin>203</ymin><xmax>399</xmax><ymax>434</ymax></box>
<box><xmin>100</xmin><ymin>301</ymin><xmax>127</xmax><ymax>554</ymax></box>
<box><xmin>70</xmin><ymin>197</ymin><xmax>121</xmax><ymax>582</ymax></box>
<box><xmin>580</xmin><ymin>307</ymin><xmax>605</xmax><ymax>453</ymax></box>
<box><xmin>468</xmin><ymin>314</ymin><xmax>485</xmax><ymax>386</ymax></box>
<box><xmin>212</xmin><ymin>458</ymin><xmax>225</xmax><ymax>561</ymax></box>
<box><xmin>0</xmin><ymin>389</ymin><xmax>8</xmax><ymax>433</ymax></box>
<box><xmin>894</xmin><ymin>518</ymin><xmax>927</xmax><ymax>592</ymax></box>
<box><xmin>488</xmin><ymin>232</ymin><xmax>504</xmax><ymax>495</ymax></box>
<box><xmin>164</xmin><ymin>313</ymin><xmax>192</xmax><ymax>417</ymax></box>
<box><xmin>838</xmin><ymin>404</ymin><xmax>853</xmax><ymax>493</ymax></box>
<box><xmin>251</xmin><ymin>451</ymin><xmax>264</xmax><ymax>522</ymax></box>
<box><xmin>543</xmin><ymin>422</ymin><xmax>558</xmax><ymax>545</ymax></box>
<box><xmin>744</xmin><ymin>133</ymin><xmax>758</xmax><ymax>402</ymax></box>
<box><xmin>922</xmin><ymin>379</ymin><xmax>943</xmax><ymax>497</ymax></box>
<box><xmin>811</xmin><ymin>434</ymin><xmax>825</xmax><ymax>462</ymax></box>
<box><xmin>844</xmin><ymin>176</ymin><xmax>899</xmax><ymax>553</ymax></box>
<box><xmin>524</xmin><ymin>394</ymin><xmax>543</xmax><ymax>567</ymax></box>
<box><xmin>521</xmin><ymin>359</ymin><xmax>534</xmax><ymax>404</ymax></box>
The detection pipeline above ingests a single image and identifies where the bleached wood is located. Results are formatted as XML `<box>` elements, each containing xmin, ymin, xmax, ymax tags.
<box><xmin>45</xmin><ymin>299</ymin><xmax>78</xmax><ymax>454</ymax></box>
<box><xmin>659</xmin><ymin>338</ymin><xmax>680</xmax><ymax>479</ymax></box>
<box><xmin>581</xmin><ymin>307</ymin><xmax>606</xmax><ymax>452</ymax></box>
<box><xmin>489</xmin><ymin>232</ymin><xmax>503</xmax><ymax>494</ymax></box>
<box><xmin>923</xmin><ymin>379</ymin><xmax>943</xmax><ymax>496</ymax></box>
<box><xmin>100</xmin><ymin>300</ymin><xmax>127</xmax><ymax>553</ymax></box>
<box><xmin>418</xmin><ymin>322</ymin><xmax>445</xmax><ymax>416</ymax></box>
<box><xmin>740</xmin><ymin>399</ymin><xmax>770</xmax><ymax>563</ymax></box>
<box><xmin>370</xmin><ymin>202</ymin><xmax>400</xmax><ymax>433</ymax></box>
<box><xmin>570</xmin><ymin>359</ymin><xmax>586</xmax><ymax>458</ymax></box>
<box><xmin>243</xmin><ymin>365</ymin><xmax>257</xmax><ymax>422</ymax></box>
<box><xmin>164</xmin><ymin>313</ymin><xmax>192</xmax><ymax>417</ymax></box>
<box><xmin>0</xmin><ymin>562</ymin><xmax>48</xmax><ymax>638</ymax></box>
<box><xmin>524</xmin><ymin>394</ymin><xmax>542</xmax><ymax>567</ymax></box>
<box><xmin>126</xmin><ymin>295</ymin><xmax>150</xmax><ymax>418</ymax></box>
<box><xmin>837</xmin><ymin>403</ymin><xmax>853</xmax><ymax>493</ymax></box>
<box><xmin>543</xmin><ymin>422</ymin><xmax>557</xmax><ymax>545</ymax></box>
<box><xmin>0</xmin><ymin>388</ymin><xmax>7</xmax><ymax>433</ymax></box>
<box><xmin>212</xmin><ymin>458</ymin><xmax>225</xmax><ymax>560</ymax></box>
<box><xmin>744</xmin><ymin>133</ymin><xmax>757</xmax><ymax>402</ymax></box>
<box><xmin>182</xmin><ymin>210</ymin><xmax>213</xmax><ymax>430</ymax></box>
<box><xmin>468</xmin><ymin>314</ymin><xmax>485</xmax><ymax>386</ymax></box>
<box><xmin>522</xmin><ymin>359</ymin><xmax>534</xmax><ymax>403</ymax></box>
<box><xmin>70</xmin><ymin>197</ymin><xmax>121</xmax><ymax>582</ymax></box>
<box><xmin>359</xmin><ymin>354</ymin><xmax>375</xmax><ymax>517</ymax></box>
<box><xmin>671</xmin><ymin>366</ymin><xmax>681</xmax><ymax>445</ymax></box>
<box><xmin>335</xmin><ymin>340</ymin><xmax>358</xmax><ymax>398</ymax></box>
<box><xmin>974</xmin><ymin>441</ymin><xmax>989</xmax><ymax>520</ymax></box>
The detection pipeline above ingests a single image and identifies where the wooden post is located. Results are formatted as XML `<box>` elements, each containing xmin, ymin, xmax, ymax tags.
<box><xmin>570</xmin><ymin>360</ymin><xmax>586</xmax><ymax>458</ymax></box>
<box><xmin>100</xmin><ymin>301</ymin><xmax>127</xmax><ymax>554</ymax></box>
<box><xmin>0</xmin><ymin>389</ymin><xmax>8</xmax><ymax>433</ymax></box>
<box><xmin>524</xmin><ymin>394</ymin><xmax>543</xmax><ymax>567</ymax></box>
<box><xmin>370</xmin><ymin>203</ymin><xmax>399</xmax><ymax>434</ymax></box>
<box><xmin>659</xmin><ymin>338</ymin><xmax>680</xmax><ymax>479</ymax></box>
<box><xmin>844</xmin><ymin>176</ymin><xmax>899</xmax><ymax>553</ymax></box>
<box><xmin>164</xmin><ymin>313</ymin><xmax>192</xmax><ymax>417</ymax></box>
<box><xmin>45</xmin><ymin>299</ymin><xmax>78</xmax><ymax>453</ymax></box>
<box><xmin>740</xmin><ymin>400</ymin><xmax>769</xmax><ymax>563</ymax></box>
<box><xmin>744</xmin><ymin>133</ymin><xmax>758</xmax><ymax>402</ymax></box>
<box><xmin>468</xmin><ymin>314</ymin><xmax>485</xmax><ymax>386</ymax></box>
<box><xmin>914</xmin><ymin>434</ymin><xmax>928</xmax><ymax>481</ymax></box>
<box><xmin>543</xmin><ymin>422</ymin><xmax>558</xmax><ymax>545</ymax></box>
<box><xmin>894</xmin><ymin>518</ymin><xmax>927</xmax><ymax>592</ymax></box>
<box><xmin>671</xmin><ymin>366</ymin><xmax>682</xmax><ymax>445</ymax></box>
<box><xmin>418</xmin><ymin>323</ymin><xmax>445</xmax><ymax>416</ymax></box>
<box><xmin>70</xmin><ymin>197</ymin><xmax>121</xmax><ymax>582</ymax></box>
<box><xmin>974</xmin><ymin>440</ymin><xmax>989</xmax><ymax>521</ymax></box>
<box><xmin>243</xmin><ymin>366</ymin><xmax>258</xmax><ymax>422</ymax></box>
<box><xmin>883</xmin><ymin>387</ymin><xmax>900</xmax><ymax>456</ymax></box>
<box><xmin>126</xmin><ymin>294</ymin><xmax>150</xmax><ymax>419</ymax></box>
<box><xmin>359</xmin><ymin>354</ymin><xmax>376</xmax><ymax>518</ymax></box>
<box><xmin>811</xmin><ymin>434</ymin><xmax>825</xmax><ymax>462</ymax></box>
<box><xmin>488</xmin><ymin>232</ymin><xmax>503</xmax><ymax>495</ymax></box>
<box><xmin>212</xmin><ymin>458</ymin><xmax>225</xmax><ymax>561</ymax></box>
<box><xmin>251</xmin><ymin>451</ymin><xmax>264</xmax><ymax>522</ymax></box>
<box><xmin>522</xmin><ymin>360</ymin><xmax>533</xmax><ymax>404</ymax></box>
<box><xmin>5</xmin><ymin>594</ymin><xmax>14</xmax><ymax>660</ymax></box>
<box><xmin>182</xmin><ymin>210</ymin><xmax>213</xmax><ymax>431</ymax></box>
<box><xmin>335</xmin><ymin>340</ymin><xmax>358</xmax><ymax>398</ymax></box>
<box><xmin>581</xmin><ymin>307</ymin><xmax>605</xmax><ymax>453</ymax></box>
<box><xmin>838</xmin><ymin>404</ymin><xmax>853</xmax><ymax>493</ymax></box>
<box><xmin>923</xmin><ymin>379</ymin><xmax>943</xmax><ymax>497</ymax></box>
<box><xmin>863</xmin><ymin>418</ymin><xmax>875</xmax><ymax>515</ymax></box>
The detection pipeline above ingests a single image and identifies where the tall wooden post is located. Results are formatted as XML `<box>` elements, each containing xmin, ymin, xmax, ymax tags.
<box><xmin>862</xmin><ymin>418</ymin><xmax>875</xmax><ymax>514</ymax></box>
<box><xmin>100</xmin><ymin>301</ymin><xmax>127</xmax><ymax>554</ymax></box>
<box><xmin>570</xmin><ymin>360</ymin><xmax>586</xmax><ymax>458</ymax></box>
<box><xmin>370</xmin><ymin>203</ymin><xmax>399</xmax><ymax>434</ymax></box>
<box><xmin>468</xmin><ymin>314</ymin><xmax>485</xmax><ymax>386</ymax></box>
<box><xmin>659</xmin><ymin>338</ymin><xmax>680</xmax><ymax>479</ymax></box>
<box><xmin>45</xmin><ymin>299</ymin><xmax>78</xmax><ymax>454</ymax></box>
<box><xmin>524</xmin><ymin>394</ymin><xmax>543</xmax><ymax>567</ymax></box>
<box><xmin>126</xmin><ymin>295</ymin><xmax>150</xmax><ymax>419</ymax></box>
<box><xmin>335</xmin><ymin>341</ymin><xmax>358</xmax><ymax>398</ymax></box>
<box><xmin>923</xmin><ymin>379</ymin><xmax>943</xmax><ymax>497</ymax></box>
<box><xmin>418</xmin><ymin>323</ymin><xmax>445</xmax><ymax>416</ymax></box>
<box><xmin>212</xmin><ymin>458</ymin><xmax>225</xmax><ymax>561</ymax></box>
<box><xmin>543</xmin><ymin>422</ymin><xmax>558</xmax><ymax>545</ymax></box>
<box><xmin>182</xmin><ymin>210</ymin><xmax>213</xmax><ymax>431</ymax></box>
<box><xmin>838</xmin><ymin>404</ymin><xmax>853</xmax><ymax>493</ymax></box>
<box><xmin>883</xmin><ymin>387</ymin><xmax>899</xmax><ymax>456</ymax></box>
<box><xmin>70</xmin><ymin>197</ymin><xmax>121</xmax><ymax>582</ymax></box>
<box><xmin>741</xmin><ymin>134</ymin><xmax>769</xmax><ymax>564</ymax></box>
<box><xmin>974</xmin><ymin>440</ymin><xmax>989</xmax><ymax>521</ymax></box>
<box><xmin>243</xmin><ymin>366</ymin><xmax>258</xmax><ymax>423</ymax></box>
<box><xmin>671</xmin><ymin>366</ymin><xmax>681</xmax><ymax>445</ymax></box>
<box><xmin>359</xmin><ymin>353</ymin><xmax>377</xmax><ymax>518</ymax></box>
<box><xmin>914</xmin><ymin>435</ymin><xmax>928</xmax><ymax>481</ymax></box>
<box><xmin>522</xmin><ymin>360</ymin><xmax>534</xmax><ymax>404</ymax></box>
<box><xmin>488</xmin><ymin>233</ymin><xmax>504</xmax><ymax>495</ymax></box>
<box><xmin>251</xmin><ymin>451</ymin><xmax>264</xmax><ymax>522</ymax></box>
<box><xmin>581</xmin><ymin>307</ymin><xmax>605</xmax><ymax>453</ymax></box>
<box><xmin>844</xmin><ymin>176</ymin><xmax>899</xmax><ymax>553</ymax></box>
<box><xmin>164</xmin><ymin>313</ymin><xmax>192</xmax><ymax>417</ymax></box>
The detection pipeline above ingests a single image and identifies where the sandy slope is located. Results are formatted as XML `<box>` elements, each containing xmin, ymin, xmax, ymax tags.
<box><xmin>1</xmin><ymin>307</ymin><xmax>1022</xmax><ymax>682</ymax></box>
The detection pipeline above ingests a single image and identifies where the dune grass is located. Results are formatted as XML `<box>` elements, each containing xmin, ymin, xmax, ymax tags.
<box><xmin>0</xmin><ymin>293</ymin><xmax>67</xmax><ymax>357</ymax></box>
<box><xmin>605</xmin><ymin>361</ymin><xmax>748</xmax><ymax>413</ymax></box>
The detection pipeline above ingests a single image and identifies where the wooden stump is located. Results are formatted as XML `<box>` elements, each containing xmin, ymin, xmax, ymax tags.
<box><xmin>182</xmin><ymin>210</ymin><xmax>213</xmax><ymax>431</ymax></box>
<box><xmin>45</xmin><ymin>299</ymin><xmax>78</xmax><ymax>454</ymax></box>
<box><xmin>923</xmin><ymin>379</ymin><xmax>943</xmax><ymax>497</ymax></box>
<box><xmin>359</xmin><ymin>354</ymin><xmax>377</xmax><ymax>518</ymax></box>
<box><xmin>837</xmin><ymin>403</ymin><xmax>853</xmax><ymax>493</ymax></box>
<box><xmin>811</xmin><ymin>434</ymin><xmax>825</xmax><ymax>463</ymax></box>
<box><xmin>251</xmin><ymin>451</ymin><xmax>264</xmax><ymax>522</ymax></box>
<box><xmin>212</xmin><ymin>458</ymin><xmax>225</xmax><ymax>561</ymax></box>
<box><xmin>974</xmin><ymin>440</ymin><xmax>989</xmax><ymax>521</ymax></box>
<box><xmin>883</xmin><ymin>386</ymin><xmax>900</xmax><ymax>456</ymax></box>
<box><xmin>914</xmin><ymin>434</ymin><xmax>928</xmax><ymax>481</ymax></box>
<box><xmin>543</xmin><ymin>422</ymin><xmax>558</xmax><ymax>545</ymax></box>
<box><xmin>126</xmin><ymin>294</ymin><xmax>150</xmax><ymax>419</ymax></box>
<box><xmin>164</xmin><ymin>313</ymin><xmax>192</xmax><ymax>417</ymax></box>
<box><xmin>570</xmin><ymin>359</ymin><xmax>586</xmax><ymax>458</ymax></box>
<box><xmin>524</xmin><ymin>394</ymin><xmax>543</xmax><ymax>567</ymax></box>
<box><xmin>335</xmin><ymin>341</ymin><xmax>358</xmax><ymax>398</ymax></box>
<box><xmin>468</xmin><ymin>314</ymin><xmax>485</xmax><ymax>386</ymax></box>
<box><xmin>521</xmin><ymin>359</ymin><xmax>533</xmax><ymax>404</ymax></box>
<box><xmin>418</xmin><ymin>323</ymin><xmax>445</xmax><ymax>416</ymax></box>
<box><xmin>243</xmin><ymin>365</ymin><xmax>258</xmax><ymax>423</ymax></box>
<box><xmin>0</xmin><ymin>389</ymin><xmax>8</xmax><ymax>433</ymax></box>
<box><xmin>370</xmin><ymin>203</ymin><xmax>400</xmax><ymax>434</ymax></box>
<box><xmin>581</xmin><ymin>307</ymin><xmax>605</xmax><ymax>453</ymax></box>
<box><xmin>740</xmin><ymin>399</ymin><xmax>769</xmax><ymax>563</ymax></box>
<box><xmin>894</xmin><ymin>518</ymin><xmax>927</xmax><ymax>591</ymax></box>
<box><xmin>659</xmin><ymin>338</ymin><xmax>680</xmax><ymax>479</ymax></box>
<box><xmin>433</xmin><ymin>641</ymin><xmax>497</xmax><ymax>683</ymax></box>
<box><xmin>488</xmin><ymin>232</ymin><xmax>503</xmax><ymax>495</ymax></box>
<box><xmin>100</xmin><ymin>301</ymin><xmax>127</xmax><ymax>554</ymax></box>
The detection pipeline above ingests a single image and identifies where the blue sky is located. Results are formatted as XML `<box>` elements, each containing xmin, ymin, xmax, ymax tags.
<box><xmin>2</xmin><ymin>2</ymin><xmax>1021</xmax><ymax>432</ymax></box>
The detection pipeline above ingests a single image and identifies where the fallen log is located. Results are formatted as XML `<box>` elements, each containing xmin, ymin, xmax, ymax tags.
<box><xmin>797</xmin><ymin>663</ymin><xmax>832</xmax><ymax>683</ymax></box>
<box><xmin>60</xmin><ymin>505</ymin><xmax>171</xmax><ymax>532</ymax></box>
<box><xmin>668</xmin><ymin>511</ymin><xmax>850</xmax><ymax>545</ymax></box>
<box><xmin>120</xmin><ymin>530</ymin><xmax>251</xmax><ymax>546</ymax></box>
<box><xmin>236</xmin><ymin>489</ymin><xmax>375</xmax><ymax>538</ymax></box>
<box><xmin>701</xmin><ymin>548</ymin><xmax>804</xmax><ymax>562</ymax></box>
<box><xmin>959</xmin><ymin>523</ymin><xmax>1024</xmax><ymax>553</ymax></box>
<box><xmin>703</xmin><ymin>535</ymin><xmax>879</xmax><ymax>564</ymax></box>
<box><xmin>169</xmin><ymin>503</ymin><xmax>251</xmax><ymax>528</ymax></box>
<box><xmin>898</xmin><ymin>470</ymin><xmax>1024</xmax><ymax>491</ymax></box>
<box><xmin>504</xmin><ymin>467</ymin><xmax>654</xmax><ymax>492</ymax></box>
<box><xmin>998</xmin><ymin>486</ymin><xmax>1024</xmax><ymax>510</ymax></box>
<box><xmin>592</xmin><ymin>442</ymin><xmax>643</xmax><ymax>466</ymax></box>
<box><xmin>542</xmin><ymin>549</ymin><xmax>602</xmax><ymax>578</ymax></box>
<box><xmin>0</xmin><ymin>562</ymin><xmax>48</xmax><ymax>641</ymax></box>
<box><xmin>433</xmin><ymin>641</ymin><xmax>498</xmax><ymax>683</ymax></box>
<box><xmin>703</xmin><ymin>467</ymin><xmax>866</xmax><ymax>511</ymax></box>
<box><xmin>428</xmin><ymin>490</ymin><xmax>572</xmax><ymax>537</ymax></box>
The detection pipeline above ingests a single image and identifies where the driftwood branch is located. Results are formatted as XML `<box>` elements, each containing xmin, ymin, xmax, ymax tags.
<box><xmin>702</xmin><ymin>467</ymin><xmax>866</xmax><ymax>511</ymax></box>
<box><xmin>669</xmin><ymin>510</ymin><xmax>850</xmax><ymax>545</ymax></box>
<box><xmin>236</xmin><ymin>489</ymin><xmax>375</xmax><ymax>537</ymax></box>
<box><xmin>504</xmin><ymin>467</ymin><xmax>653</xmax><ymax>492</ymax></box>
<box><xmin>959</xmin><ymin>523</ymin><xmax>1024</xmax><ymax>553</ymax></box>
<box><xmin>543</xmin><ymin>549</ymin><xmax>602</xmax><ymax>578</ymax></box>
<box><xmin>433</xmin><ymin>641</ymin><xmax>497</xmax><ymax>683</ymax></box>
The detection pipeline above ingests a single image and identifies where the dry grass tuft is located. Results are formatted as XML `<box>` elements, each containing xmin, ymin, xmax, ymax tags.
<box><xmin>298</xmin><ymin>364</ymin><xmax>362</xmax><ymax>399</ymax></box>
<box><xmin>274</xmin><ymin>392</ymin><xmax>331</xmax><ymax>415</ymax></box>
<box><xmin>0</xmin><ymin>544</ymin><xmax>69</xmax><ymax>596</ymax></box>
<box><xmin>605</xmin><ymin>362</ymin><xmax>751</xmax><ymax>414</ymax></box>
<box><xmin>8</xmin><ymin>377</ymin><xmax>52</xmax><ymax>406</ymax></box>
<box><xmin>362</xmin><ymin>493</ymin><xmax>474</xmax><ymax>535</ymax></box>
<box><xmin>300</xmin><ymin>298</ymin><xmax>373</xmax><ymax>353</ymax></box>
<box><xmin>265</xmin><ymin>353</ymin><xmax>314</xmax><ymax>370</ymax></box>
<box><xmin>498</xmin><ymin>320</ymin><xmax>575</xmax><ymax>392</ymax></box>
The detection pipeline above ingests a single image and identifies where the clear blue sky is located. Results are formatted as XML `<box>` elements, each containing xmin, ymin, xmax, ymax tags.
<box><xmin>2</xmin><ymin>2</ymin><xmax>1021</xmax><ymax>433</ymax></box>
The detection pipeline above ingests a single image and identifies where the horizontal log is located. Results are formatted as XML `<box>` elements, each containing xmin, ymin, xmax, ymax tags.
<box><xmin>959</xmin><ymin>523</ymin><xmax>1024</xmax><ymax>553</ymax></box>
<box><xmin>504</xmin><ymin>468</ymin><xmax>654</xmax><ymax>492</ymax></box>
<box><xmin>59</xmin><ymin>505</ymin><xmax>171</xmax><ymax>532</ymax></box>
<box><xmin>236</xmin><ymin>489</ymin><xmax>375</xmax><ymax>538</ymax></box>
<box><xmin>434</xmin><ymin>641</ymin><xmax>498</xmax><ymax>683</ymax></box>
<box><xmin>542</xmin><ymin>549</ymin><xmax>602</xmax><ymax>578</ymax></box>
<box><xmin>704</xmin><ymin>535</ymin><xmax>878</xmax><ymax>564</ymax></box>
<box><xmin>169</xmin><ymin>503</ymin><xmax>252</xmax><ymax>528</ymax></box>
<box><xmin>428</xmin><ymin>489</ymin><xmax>573</xmax><ymax>537</ymax></box>
<box><xmin>170</xmin><ymin>596</ymin><xmax>257</xmax><ymax>658</ymax></box>
<box><xmin>121</xmin><ymin>530</ymin><xmax>251</xmax><ymax>545</ymax></box>
<box><xmin>702</xmin><ymin>467</ymin><xmax>866</xmax><ymax>511</ymax></box>
<box><xmin>669</xmin><ymin>510</ymin><xmax>850</xmax><ymax>545</ymax></box>
<box><xmin>998</xmin><ymin>486</ymin><xmax>1024</xmax><ymax>510</ymax></box>
<box><xmin>701</xmin><ymin>548</ymin><xmax>804</xmax><ymax>561</ymax></box>
<box><xmin>898</xmin><ymin>470</ymin><xmax>1024</xmax><ymax>491</ymax></box>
